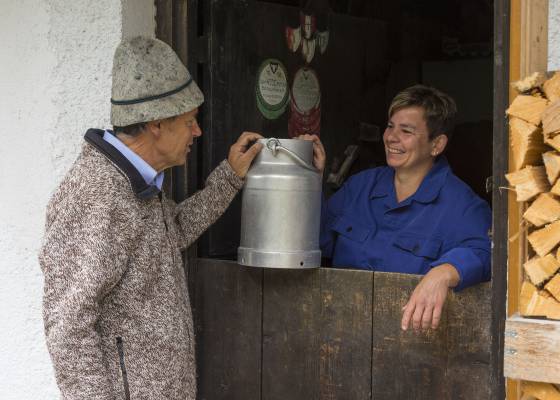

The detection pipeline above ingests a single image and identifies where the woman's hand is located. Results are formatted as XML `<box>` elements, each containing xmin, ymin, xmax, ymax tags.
<box><xmin>401</xmin><ymin>263</ymin><xmax>460</xmax><ymax>331</ymax></box>
<box><xmin>296</xmin><ymin>134</ymin><xmax>326</xmax><ymax>174</ymax></box>
<box><xmin>228</xmin><ymin>132</ymin><xmax>264</xmax><ymax>178</ymax></box>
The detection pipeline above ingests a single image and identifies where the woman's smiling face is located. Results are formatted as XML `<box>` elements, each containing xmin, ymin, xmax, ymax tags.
<box><xmin>383</xmin><ymin>106</ymin><xmax>443</xmax><ymax>173</ymax></box>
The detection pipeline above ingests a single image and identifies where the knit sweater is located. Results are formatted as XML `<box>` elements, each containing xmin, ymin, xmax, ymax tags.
<box><xmin>39</xmin><ymin>132</ymin><xmax>243</xmax><ymax>400</ymax></box>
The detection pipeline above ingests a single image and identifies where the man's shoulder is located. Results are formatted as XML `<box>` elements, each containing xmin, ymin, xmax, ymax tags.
<box><xmin>47</xmin><ymin>144</ymin><xmax>136</xmax><ymax>216</ymax></box>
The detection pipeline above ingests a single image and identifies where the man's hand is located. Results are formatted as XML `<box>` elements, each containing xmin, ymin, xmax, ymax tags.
<box><xmin>228</xmin><ymin>132</ymin><xmax>264</xmax><ymax>178</ymax></box>
<box><xmin>296</xmin><ymin>134</ymin><xmax>326</xmax><ymax>173</ymax></box>
<box><xmin>401</xmin><ymin>264</ymin><xmax>460</xmax><ymax>331</ymax></box>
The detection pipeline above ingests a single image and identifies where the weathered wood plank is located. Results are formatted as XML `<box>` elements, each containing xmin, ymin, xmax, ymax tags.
<box><xmin>319</xmin><ymin>268</ymin><xmax>373</xmax><ymax>400</ymax></box>
<box><xmin>195</xmin><ymin>259</ymin><xmax>262</xmax><ymax>400</ymax></box>
<box><xmin>193</xmin><ymin>262</ymin><xmax>494</xmax><ymax>399</ymax></box>
<box><xmin>445</xmin><ymin>282</ymin><xmax>493</xmax><ymax>399</ymax></box>
<box><xmin>505</xmin><ymin>314</ymin><xmax>560</xmax><ymax>384</ymax></box>
<box><xmin>371</xmin><ymin>272</ymin><xmax>448</xmax><ymax>399</ymax></box>
<box><xmin>155</xmin><ymin>0</ymin><xmax>173</xmax><ymax>46</ymax></box>
<box><xmin>262</xmin><ymin>269</ymin><xmax>321</xmax><ymax>400</ymax></box>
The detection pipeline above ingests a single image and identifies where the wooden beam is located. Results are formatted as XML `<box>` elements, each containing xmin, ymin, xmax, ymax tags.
<box><xmin>507</xmin><ymin>0</ymin><xmax>550</xmax><ymax>398</ymax></box>
<box><xmin>505</xmin><ymin>315</ymin><xmax>560</xmax><ymax>384</ymax></box>
<box><xmin>520</xmin><ymin>0</ymin><xmax>549</xmax><ymax>77</ymax></box>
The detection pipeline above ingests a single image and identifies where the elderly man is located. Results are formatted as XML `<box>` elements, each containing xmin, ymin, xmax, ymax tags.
<box><xmin>39</xmin><ymin>36</ymin><xmax>262</xmax><ymax>400</ymax></box>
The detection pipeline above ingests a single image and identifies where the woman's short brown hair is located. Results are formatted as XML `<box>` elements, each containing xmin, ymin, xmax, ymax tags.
<box><xmin>388</xmin><ymin>85</ymin><xmax>457</xmax><ymax>140</ymax></box>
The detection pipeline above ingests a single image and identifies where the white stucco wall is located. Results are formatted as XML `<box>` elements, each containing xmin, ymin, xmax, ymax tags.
<box><xmin>550</xmin><ymin>0</ymin><xmax>560</xmax><ymax>70</ymax></box>
<box><xmin>0</xmin><ymin>1</ymin><xmax>155</xmax><ymax>399</ymax></box>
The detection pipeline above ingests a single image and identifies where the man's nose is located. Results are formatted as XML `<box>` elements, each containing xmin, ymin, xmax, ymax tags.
<box><xmin>193</xmin><ymin>121</ymin><xmax>202</xmax><ymax>137</ymax></box>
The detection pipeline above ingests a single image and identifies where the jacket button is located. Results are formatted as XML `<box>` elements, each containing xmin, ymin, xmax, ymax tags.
<box><xmin>346</xmin><ymin>226</ymin><xmax>353</xmax><ymax>232</ymax></box>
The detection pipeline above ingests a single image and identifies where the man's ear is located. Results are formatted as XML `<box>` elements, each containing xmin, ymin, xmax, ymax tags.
<box><xmin>146</xmin><ymin>120</ymin><xmax>163</xmax><ymax>139</ymax></box>
<box><xmin>431</xmin><ymin>134</ymin><xmax>448</xmax><ymax>157</ymax></box>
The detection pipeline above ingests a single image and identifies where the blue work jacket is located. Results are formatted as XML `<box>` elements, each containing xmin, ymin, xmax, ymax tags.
<box><xmin>320</xmin><ymin>157</ymin><xmax>491</xmax><ymax>291</ymax></box>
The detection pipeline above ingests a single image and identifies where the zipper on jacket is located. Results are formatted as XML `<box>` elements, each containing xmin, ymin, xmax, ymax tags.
<box><xmin>159</xmin><ymin>193</ymin><xmax>176</xmax><ymax>264</ymax></box>
<box><xmin>116</xmin><ymin>337</ymin><xmax>131</xmax><ymax>400</ymax></box>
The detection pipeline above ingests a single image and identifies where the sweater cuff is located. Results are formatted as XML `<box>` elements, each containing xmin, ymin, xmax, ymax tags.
<box><xmin>216</xmin><ymin>159</ymin><xmax>245</xmax><ymax>190</ymax></box>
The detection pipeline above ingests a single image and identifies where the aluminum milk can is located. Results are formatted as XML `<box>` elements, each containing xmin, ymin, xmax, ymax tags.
<box><xmin>238</xmin><ymin>138</ymin><xmax>322</xmax><ymax>268</ymax></box>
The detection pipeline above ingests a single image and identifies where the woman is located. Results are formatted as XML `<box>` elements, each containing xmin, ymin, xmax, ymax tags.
<box><xmin>302</xmin><ymin>85</ymin><xmax>491</xmax><ymax>332</ymax></box>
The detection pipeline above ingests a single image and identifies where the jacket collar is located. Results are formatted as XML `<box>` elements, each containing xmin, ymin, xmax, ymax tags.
<box><xmin>370</xmin><ymin>156</ymin><xmax>450</xmax><ymax>205</ymax></box>
<box><xmin>84</xmin><ymin>128</ymin><xmax>160</xmax><ymax>200</ymax></box>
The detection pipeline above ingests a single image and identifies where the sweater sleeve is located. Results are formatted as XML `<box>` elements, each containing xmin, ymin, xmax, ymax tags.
<box><xmin>39</xmin><ymin>198</ymin><xmax>139</xmax><ymax>400</ymax></box>
<box><xmin>173</xmin><ymin>159</ymin><xmax>244</xmax><ymax>250</ymax></box>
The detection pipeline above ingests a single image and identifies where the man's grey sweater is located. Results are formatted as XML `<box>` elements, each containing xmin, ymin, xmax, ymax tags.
<box><xmin>39</xmin><ymin>136</ymin><xmax>243</xmax><ymax>400</ymax></box>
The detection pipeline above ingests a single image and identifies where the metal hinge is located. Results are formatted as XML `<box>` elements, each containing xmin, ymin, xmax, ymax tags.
<box><xmin>485</xmin><ymin>176</ymin><xmax>493</xmax><ymax>193</ymax></box>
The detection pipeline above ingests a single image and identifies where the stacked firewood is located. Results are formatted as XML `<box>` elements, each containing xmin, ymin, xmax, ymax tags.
<box><xmin>506</xmin><ymin>71</ymin><xmax>560</xmax><ymax>321</ymax></box>
<box><xmin>522</xmin><ymin>381</ymin><xmax>560</xmax><ymax>399</ymax></box>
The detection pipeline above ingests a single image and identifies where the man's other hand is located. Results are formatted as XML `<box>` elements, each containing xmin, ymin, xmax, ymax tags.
<box><xmin>296</xmin><ymin>134</ymin><xmax>326</xmax><ymax>174</ymax></box>
<box><xmin>228</xmin><ymin>132</ymin><xmax>264</xmax><ymax>178</ymax></box>
<box><xmin>400</xmin><ymin>263</ymin><xmax>460</xmax><ymax>332</ymax></box>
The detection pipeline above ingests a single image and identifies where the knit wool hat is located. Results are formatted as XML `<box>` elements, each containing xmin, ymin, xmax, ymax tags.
<box><xmin>110</xmin><ymin>36</ymin><xmax>204</xmax><ymax>126</ymax></box>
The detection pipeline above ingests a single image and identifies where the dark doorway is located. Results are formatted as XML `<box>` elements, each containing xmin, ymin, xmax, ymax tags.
<box><xmin>153</xmin><ymin>1</ymin><xmax>508</xmax><ymax>398</ymax></box>
<box><xmin>187</xmin><ymin>0</ymin><xmax>494</xmax><ymax>259</ymax></box>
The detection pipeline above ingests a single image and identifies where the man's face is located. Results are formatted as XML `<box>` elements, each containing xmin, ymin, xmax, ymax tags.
<box><xmin>156</xmin><ymin>108</ymin><xmax>201</xmax><ymax>168</ymax></box>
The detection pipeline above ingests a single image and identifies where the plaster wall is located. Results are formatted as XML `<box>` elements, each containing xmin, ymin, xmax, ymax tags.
<box><xmin>0</xmin><ymin>1</ymin><xmax>154</xmax><ymax>398</ymax></box>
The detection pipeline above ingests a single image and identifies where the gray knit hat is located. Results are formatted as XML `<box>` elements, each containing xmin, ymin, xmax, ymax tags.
<box><xmin>110</xmin><ymin>36</ymin><xmax>204</xmax><ymax>126</ymax></box>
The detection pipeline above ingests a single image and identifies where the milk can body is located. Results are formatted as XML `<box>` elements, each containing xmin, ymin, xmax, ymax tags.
<box><xmin>238</xmin><ymin>138</ymin><xmax>322</xmax><ymax>268</ymax></box>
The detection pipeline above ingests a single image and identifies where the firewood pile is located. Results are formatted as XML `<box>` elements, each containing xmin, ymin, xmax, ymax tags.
<box><xmin>522</xmin><ymin>381</ymin><xmax>560</xmax><ymax>399</ymax></box>
<box><xmin>506</xmin><ymin>71</ymin><xmax>560</xmax><ymax>321</ymax></box>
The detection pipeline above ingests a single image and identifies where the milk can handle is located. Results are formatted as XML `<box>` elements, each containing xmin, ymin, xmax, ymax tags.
<box><xmin>266</xmin><ymin>138</ymin><xmax>319</xmax><ymax>172</ymax></box>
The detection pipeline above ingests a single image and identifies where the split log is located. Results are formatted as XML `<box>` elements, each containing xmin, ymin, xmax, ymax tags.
<box><xmin>545</xmin><ymin>134</ymin><xmax>560</xmax><ymax>152</ymax></box>
<box><xmin>510</xmin><ymin>117</ymin><xmax>545</xmax><ymax>170</ymax></box>
<box><xmin>542</xmin><ymin>100</ymin><xmax>560</xmax><ymax>137</ymax></box>
<box><xmin>544</xmin><ymin>71</ymin><xmax>560</xmax><ymax>103</ymax></box>
<box><xmin>519</xmin><ymin>281</ymin><xmax>538</xmax><ymax>316</ymax></box>
<box><xmin>539</xmin><ymin>292</ymin><xmax>560</xmax><ymax>320</ymax></box>
<box><xmin>528</xmin><ymin>220</ymin><xmax>560</xmax><ymax>257</ymax></box>
<box><xmin>512</xmin><ymin>72</ymin><xmax>547</xmax><ymax>93</ymax></box>
<box><xmin>524</xmin><ymin>290</ymin><xmax>560</xmax><ymax>319</ymax></box>
<box><xmin>523</xmin><ymin>254</ymin><xmax>560</xmax><ymax>286</ymax></box>
<box><xmin>523</xmin><ymin>193</ymin><xmax>560</xmax><ymax>227</ymax></box>
<box><xmin>523</xmin><ymin>381</ymin><xmax>560</xmax><ymax>400</ymax></box>
<box><xmin>543</xmin><ymin>151</ymin><xmax>560</xmax><ymax>184</ymax></box>
<box><xmin>523</xmin><ymin>290</ymin><xmax>548</xmax><ymax>317</ymax></box>
<box><xmin>506</xmin><ymin>166</ymin><xmax>550</xmax><ymax>202</ymax></box>
<box><xmin>506</xmin><ymin>95</ymin><xmax>549</xmax><ymax>125</ymax></box>
<box><xmin>551</xmin><ymin>179</ymin><xmax>560</xmax><ymax>197</ymax></box>
<box><xmin>545</xmin><ymin>274</ymin><xmax>560</xmax><ymax>303</ymax></box>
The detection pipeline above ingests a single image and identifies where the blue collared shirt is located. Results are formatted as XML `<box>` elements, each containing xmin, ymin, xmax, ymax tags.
<box><xmin>103</xmin><ymin>130</ymin><xmax>164</xmax><ymax>190</ymax></box>
<box><xmin>320</xmin><ymin>157</ymin><xmax>491</xmax><ymax>291</ymax></box>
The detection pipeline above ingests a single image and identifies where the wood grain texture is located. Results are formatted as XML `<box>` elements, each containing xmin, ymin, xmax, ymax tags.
<box><xmin>371</xmin><ymin>273</ymin><xmax>448</xmax><ymax>399</ymax></box>
<box><xmin>195</xmin><ymin>260</ymin><xmax>263</xmax><ymax>400</ymax></box>
<box><xmin>319</xmin><ymin>268</ymin><xmax>373</xmax><ymax>400</ymax></box>
<box><xmin>505</xmin><ymin>315</ymin><xmax>560</xmax><ymax>384</ymax></box>
<box><xmin>262</xmin><ymin>268</ymin><xmax>322</xmax><ymax>400</ymax></box>
<box><xmin>192</xmin><ymin>262</ymin><xmax>496</xmax><ymax>399</ymax></box>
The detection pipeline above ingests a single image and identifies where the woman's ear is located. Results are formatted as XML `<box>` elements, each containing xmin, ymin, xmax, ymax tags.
<box><xmin>431</xmin><ymin>134</ymin><xmax>448</xmax><ymax>157</ymax></box>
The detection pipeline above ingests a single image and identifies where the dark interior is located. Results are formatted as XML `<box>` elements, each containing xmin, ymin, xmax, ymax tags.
<box><xmin>193</xmin><ymin>0</ymin><xmax>494</xmax><ymax>258</ymax></box>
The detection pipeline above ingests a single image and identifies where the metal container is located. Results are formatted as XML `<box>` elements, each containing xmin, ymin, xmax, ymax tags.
<box><xmin>238</xmin><ymin>138</ymin><xmax>322</xmax><ymax>268</ymax></box>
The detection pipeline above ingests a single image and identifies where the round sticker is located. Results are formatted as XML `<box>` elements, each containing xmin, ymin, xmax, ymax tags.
<box><xmin>256</xmin><ymin>59</ymin><xmax>289</xmax><ymax>119</ymax></box>
<box><xmin>291</xmin><ymin>67</ymin><xmax>320</xmax><ymax>113</ymax></box>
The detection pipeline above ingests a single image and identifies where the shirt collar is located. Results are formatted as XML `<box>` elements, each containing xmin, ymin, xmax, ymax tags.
<box><xmin>103</xmin><ymin>130</ymin><xmax>164</xmax><ymax>190</ymax></box>
<box><xmin>369</xmin><ymin>156</ymin><xmax>450</xmax><ymax>204</ymax></box>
